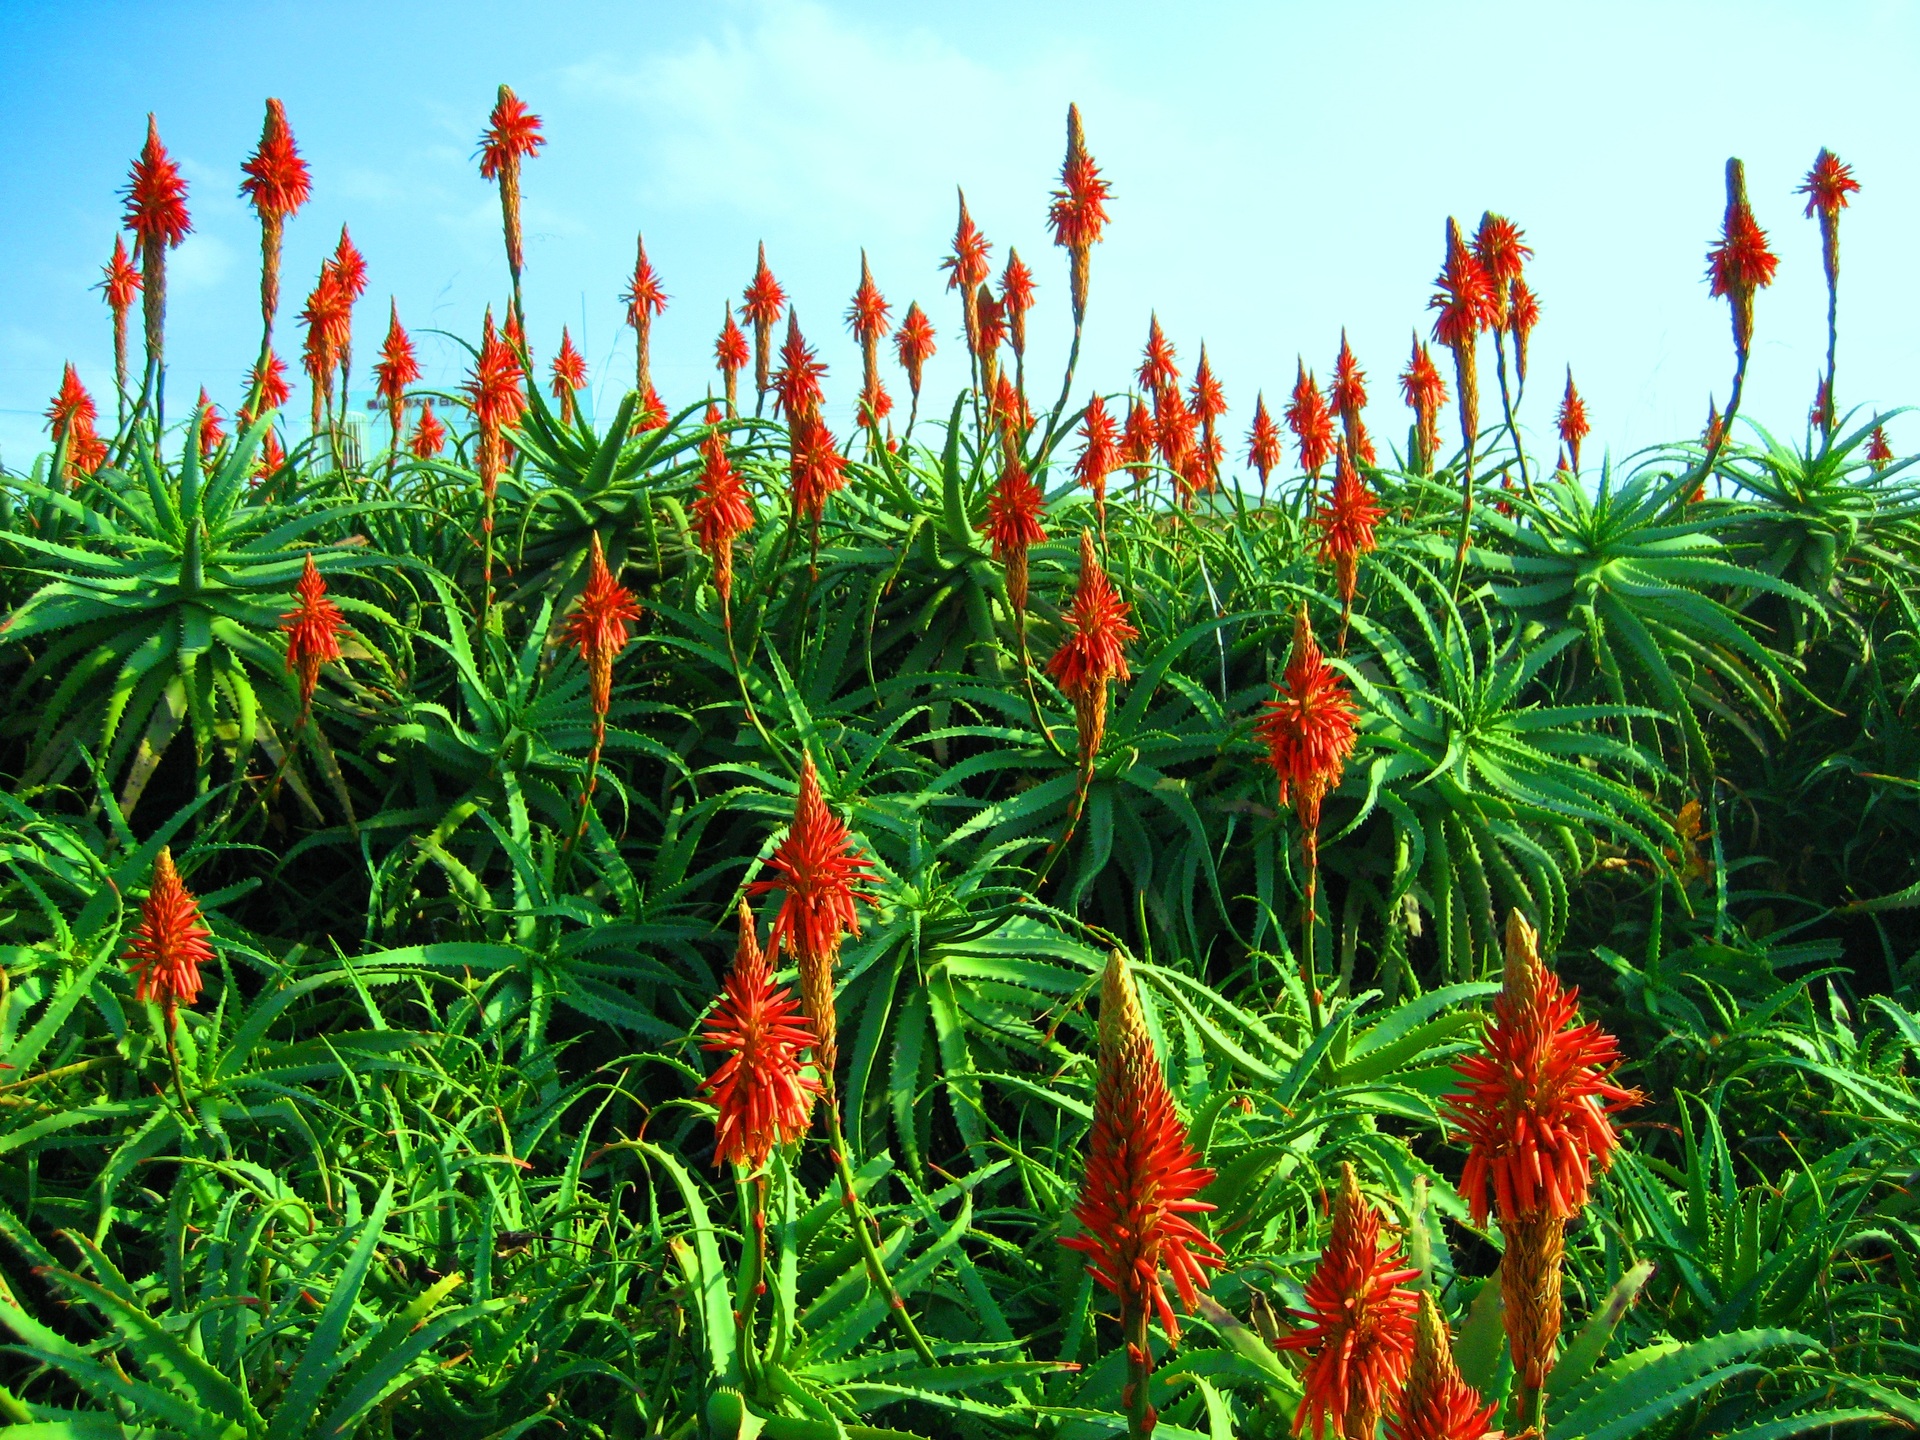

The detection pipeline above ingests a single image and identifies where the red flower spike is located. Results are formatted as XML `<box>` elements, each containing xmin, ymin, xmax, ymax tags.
<box><xmin>982</xmin><ymin>457</ymin><xmax>1047</xmax><ymax>613</ymax></box>
<box><xmin>1121</xmin><ymin>395</ymin><xmax>1156</xmax><ymax>481</ymax></box>
<box><xmin>1800</xmin><ymin>150</ymin><xmax>1859</xmax><ymax>304</ymax></box>
<box><xmin>1387</xmin><ymin>1294</ymin><xmax>1499</xmax><ymax>1440</ymax></box>
<box><xmin>1138</xmin><ymin>314</ymin><xmax>1180</xmax><ymax>393</ymax></box>
<box><xmin>1809</xmin><ymin>377</ymin><xmax>1831</xmax><ymax>432</ymax></box>
<box><xmin>1049</xmin><ymin>105</ymin><xmax>1111</xmax><ymax>322</ymax></box>
<box><xmin>1000</xmin><ymin>249</ymin><xmax>1035</xmax><ymax>358</ymax></box>
<box><xmin>694</xmin><ymin>422</ymin><xmax>754</xmax><ymax>603</ymax></box>
<box><xmin>478</xmin><ymin>84</ymin><xmax>545</xmax><ymax>180</ymax></box>
<box><xmin>637</xmin><ymin>382</ymin><xmax>667</xmax><ymax>432</ymax></box>
<box><xmin>1507</xmin><ymin>276</ymin><xmax>1541</xmax><ymax>385</ymax></box>
<box><xmin>99</xmin><ymin>234</ymin><xmax>143</xmax><ymax>394</ymax></box>
<box><xmin>1286</xmin><ymin>362</ymin><xmax>1336</xmax><ymax>481</ymax></box>
<box><xmin>330</xmin><ymin>227</ymin><xmax>369</xmax><ymax>303</ymax></box>
<box><xmin>772</xmin><ymin>312</ymin><xmax>827</xmax><ymax>423</ymax></box>
<box><xmin>700</xmin><ymin>901</ymin><xmax>823</xmax><ymax>1171</ymax></box>
<box><xmin>1247</xmin><ymin>393</ymin><xmax>1282</xmax><ymax>495</ymax></box>
<box><xmin>895</xmin><ymin>301</ymin><xmax>936</xmax><ymax>401</ymax></box>
<box><xmin>1331</xmin><ymin>331</ymin><xmax>1368</xmax><ymax>438</ymax></box>
<box><xmin>466</xmin><ymin>308</ymin><xmax>527</xmax><ymax>496</ymax></box>
<box><xmin>46</xmin><ymin>364</ymin><xmax>98</xmax><ymax>443</ymax></box>
<box><xmin>411</xmin><ymin>398</ymin><xmax>447</xmax><ymax>458</ymax></box>
<box><xmin>746</xmin><ymin>752</ymin><xmax>880</xmax><ymax>1083</ymax></box>
<box><xmin>550</xmin><ymin>326</ymin><xmax>588</xmax><ymax>425</ymax></box>
<box><xmin>1315</xmin><ymin>443</ymin><xmax>1385</xmax><ymax>620</ymax></box>
<box><xmin>1048</xmin><ymin>529</ymin><xmax>1140</xmax><ymax>765</ymax></box>
<box><xmin>942</xmin><ymin>189</ymin><xmax>992</xmax><ymax>296</ymax></box>
<box><xmin>622</xmin><ymin>232</ymin><xmax>668</xmax><ymax>401</ymax></box>
<box><xmin>281</xmin><ymin>553</ymin><xmax>345</xmax><ymax>711</ymax></box>
<box><xmin>788</xmin><ymin>412</ymin><xmax>848</xmax><ymax>526</ymax></box>
<box><xmin>975</xmin><ymin>285</ymin><xmax>1008</xmax><ymax>359</ymax></box>
<box><xmin>1868</xmin><ymin>424</ymin><xmax>1894</xmax><ymax>470</ymax></box>
<box><xmin>123</xmin><ymin>114</ymin><xmax>191</xmax><ymax>254</ymax></box>
<box><xmin>374</xmin><ymin>302</ymin><xmax>421</xmax><ymax>441</ymax></box>
<box><xmin>560</xmin><ymin>533</ymin><xmax>641</xmax><ymax>724</ymax></box>
<box><xmin>1557</xmin><ymin>369</ymin><xmax>1590</xmax><ymax>474</ymax></box>
<box><xmin>196</xmin><ymin>390</ymin><xmax>225</xmax><ymax>460</ymax></box>
<box><xmin>1075</xmin><ymin>394</ymin><xmax>1121</xmax><ymax>518</ymax></box>
<box><xmin>1442</xmin><ymin>910</ymin><xmax>1641</xmax><ymax>1230</ymax></box>
<box><xmin>1430</xmin><ymin>218</ymin><xmax>1497</xmax><ymax>352</ymax></box>
<box><xmin>1706</xmin><ymin>159</ymin><xmax>1779</xmax><ymax>358</ymax></box>
<box><xmin>1188</xmin><ymin>347</ymin><xmax>1226</xmax><ymax>426</ymax></box>
<box><xmin>1399</xmin><ymin>335</ymin><xmax>1448</xmax><ymax>472</ymax></box>
<box><xmin>1277</xmin><ymin>1163</ymin><xmax>1421</xmax><ymax>1440</ymax></box>
<box><xmin>716</xmin><ymin>303</ymin><xmax>750</xmax><ymax>414</ymax></box>
<box><xmin>742</xmin><ymin>241</ymin><xmax>787</xmax><ymax>402</ymax></box>
<box><xmin>858</xmin><ymin>377</ymin><xmax>893</xmax><ymax>427</ymax></box>
<box><xmin>124</xmin><ymin>846</ymin><xmax>212</xmax><ymax>1031</ymax></box>
<box><xmin>246</xmin><ymin>349</ymin><xmax>293</xmax><ymax>417</ymax></box>
<box><xmin>1154</xmin><ymin>383</ymin><xmax>1199</xmax><ymax>499</ymax></box>
<box><xmin>847</xmin><ymin>251</ymin><xmax>892</xmax><ymax>347</ymax></box>
<box><xmin>1062</xmin><ymin>949</ymin><xmax>1224</xmax><ymax>1346</ymax></box>
<box><xmin>1470</xmin><ymin>212</ymin><xmax>1532</xmax><ymax>328</ymax></box>
<box><xmin>1256</xmin><ymin>608</ymin><xmax>1356</xmax><ymax>840</ymax></box>
<box><xmin>255</xmin><ymin>428</ymin><xmax>286</xmax><ymax>481</ymax></box>
<box><xmin>240</xmin><ymin>97</ymin><xmax>311</xmax><ymax>223</ymax></box>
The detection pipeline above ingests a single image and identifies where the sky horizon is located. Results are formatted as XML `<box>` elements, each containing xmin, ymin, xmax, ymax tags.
<box><xmin>2</xmin><ymin>0</ymin><xmax>1915</xmax><ymax>475</ymax></box>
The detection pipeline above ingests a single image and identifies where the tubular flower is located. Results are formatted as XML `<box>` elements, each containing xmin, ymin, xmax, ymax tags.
<box><xmin>1315</xmin><ymin>443</ymin><xmax>1385</xmax><ymax>621</ymax></box>
<box><xmin>1048</xmin><ymin>529</ymin><xmax>1140</xmax><ymax>766</ymax></box>
<box><xmin>331</xmin><ymin>227</ymin><xmax>369</xmax><ymax>302</ymax></box>
<box><xmin>1706</xmin><ymin>158</ymin><xmax>1779</xmax><ymax>360</ymax></box>
<box><xmin>858</xmin><ymin>377</ymin><xmax>893</xmax><ymax>427</ymax></box>
<box><xmin>1556</xmin><ymin>368</ymin><xmax>1590</xmax><ymax>474</ymax></box>
<box><xmin>1809</xmin><ymin>377</ymin><xmax>1831</xmax><ymax>432</ymax></box>
<box><xmin>1430</xmin><ymin>218</ymin><xmax>1495</xmax><ymax>459</ymax></box>
<box><xmin>942</xmin><ymin>190</ymin><xmax>993</xmax><ymax>355</ymax></box>
<box><xmin>716</xmin><ymin>304</ymin><xmax>750</xmax><ymax>416</ymax></box>
<box><xmin>1075</xmin><ymin>393</ymin><xmax>1121</xmax><ymax>520</ymax></box>
<box><xmin>895</xmin><ymin>301</ymin><xmax>936</xmax><ymax>404</ymax></box>
<box><xmin>124</xmin><ymin>846</ymin><xmax>212</xmax><ymax>1031</ymax></box>
<box><xmin>1000</xmin><ymin>249</ymin><xmax>1036</xmax><ymax>358</ymax></box>
<box><xmin>622</xmin><ymin>232</ymin><xmax>669</xmax><ymax>403</ymax></box>
<box><xmin>561</xmin><ymin>533</ymin><xmax>642</xmax><ymax>726</ymax></box>
<box><xmin>1121</xmin><ymin>395</ymin><xmax>1156</xmax><ymax>482</ymax></box>
<box><xmin>410</xmin><ymin>398</ymin><xmax>447</xmax><ymax>458</ymax></box>
<box><xmin>1256</xmin><ymin>608</ymin><xmax>1356</xmax><ymax>840</ymax></box>
<box><xmin>466</xmin><ymin>308</ymin><xmax>527</xmax><ymax>498</ymax></box>
<box><xmin>747</xmin><ymin>752</ymin><xmax>880</xmax><ymax>1085</ymax></box>
<box><xmin>772</xmin><ymin>311</ymin><xmax>827</xmax><ymax>423</ymax></box>
<box><xmin>1868</xmin><ymin>424</ymin><xmax>1894</xmax><ymax>470</ymax></box>
<box><xmin>99</xmin><ymin>234</ymin><xmax>143</xmax><ymax>396</ymax></box>
<box><xmin>1138</xmin><ymin>314</ymin><xmax>1180</xmax><ymax>393</ymax></box>
<box><xmin>1470</xmin><ymin>212</ymin><xmax>1532</xmax><ymax>328</ymax></box>
<box><xmin>478</xmin><ymin>84</ymin><xmax>544</xmax><ymax>286</ymax></box>
<box><xmin>1507</xmin><ymin>277</ymin><xmax>1540</xmax><ymax>384</ymax></box>
<box><xmin>638</xmin><ymin>382</ymin><xmax>668</xmax><ymax>432</ymax></box>
<box><xmin>243</xmin><ymin>348</ymin><xmax>292</xmax><ymax>422</ymax></box>
<box><xmin>254</xmin><ymin>428</ymin><xmax>286</xmax><ymax>482</ymax></box>
<box><xmin>1399</xmin><ymin>335</ymin><xmax>1448</xmax><ymax>473</ymax></box>
<box><xmin>742</xmin><ymin>243</ymin><xmax>787</xmax><ymax>405</ymax></box>
<box><xmin>1441</xmin><ymin>911</ymin><xmax>1641</xmax><ymax>1397</ymax></box>
<box><xmin>1287</xmin><ymin>362</ymin><xmax>1336</xmax><ymax>481</ymax></box>
<box><xmin>789</xmin><ymin>411</ymin><xmax>848</xmax><ymax>526</ymax></box>
<box><xmin>196</xmin><ymin>389</ymin><xmax>226</xmax><ymax>460</ymax></box>
<box><xmin>694</xmin><ymin>419</ymin><xmax>754</xmax><ymax>603</ymax></box>
<box><xmin>1062</xmin><ymin>950</ymin><xmax>1223</xmax><ymax>1356</ymax></box>
<box><xmin>1154</xmin><ymin>384</ymin><xmax>1199</xmax><ymax>501</ymax></box>
<box><xmin>975</xmin><ymin>285</ymin><xmax>1009</xmax><ymax>362</ymax></box>
<box><xmin>1277</xmin><ymin>1164</ymin><xmax>1421</xmax><ymax>1440</ymax></box>
<box><xmin>122</xmin><ymin>115</ymin><xmax>192</xmax><ymax>369</ymax></box>
<box><xmin>1386</xmin><ymin>1293</ymin><xmax>1498</xmax><ymax>1440</ymax></box>
<box><xmin>1330</xmin><ymin>331</ymin><xmax>1369</xmax><ymax>450</ymax></box>
<box><xmin>549</xmin><ymin>325</ymin><xmax>588</xmax><ymax>425</ymax></box>
<box><xmin>1799</xmin><ymin>147</ymin><xmax>1860</xmax><ymax>293</ymax></box>
<box><xmin>846</xmin><ymin>251</ymin><xmax>893</xmax><ymax>348</ymax></box>
<box><xmin>701</xmin><ymin>901</ymin><xmax>822</xmax><ymax>1170</ymax></box>
<box><xmin>982</xmin><ymin>457</ymin><xmax>1047</xmax><ymax>614</ymax></box>
<box><xmin>239</xmin><ymin>98</ymin><xmax>311</xmax><ymax>343</ymax></box>
<box><xmin>1048</xmin><ymin>104</ymin><xmax>1112</xmax><ymax>322</ymax></box>
<box><xmin>1247</xmin><ymin>393</ymin><xmax>1282</xmax><ymax>497</ymax></box>
<box><xmin>374</xmin><ymin>302</ymin><xmax>421</xmax><ymax>449</ymax></box>
<box><xmin>47</xmin><ymin>365</ymin><xmax>105</xmax><ymax>480</ymax></box>
<box><xmin>281</xmin><ymin>552</ymin><xmax>345</xmax><ymax>711</ymax></box>
<box><xmin>991</xmin><ymin>371</ymin><xmax>1030</xmax><ymax>443</ymax></box>
<box><xmin>1189</xmin><ymin>344</ymin><xmax>1226</xmax><ymax>482</ymax></box>
<box><xmin>299</xmin><ymin>264</ymin><xmax>351</xmax><ymax>428</ymax></box>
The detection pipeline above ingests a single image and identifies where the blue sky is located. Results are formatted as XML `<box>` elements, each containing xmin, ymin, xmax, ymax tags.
<box><xmin>3</xmin><ymin>0</ymin><xmax>1916</xmax><ymax>471</ymax></box>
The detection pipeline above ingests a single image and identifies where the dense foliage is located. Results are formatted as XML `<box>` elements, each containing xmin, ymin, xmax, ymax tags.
<box><xmin>2</xmin><ymin>96</ymin><xmax>1918</xmax><ymax>1440</ymax></box>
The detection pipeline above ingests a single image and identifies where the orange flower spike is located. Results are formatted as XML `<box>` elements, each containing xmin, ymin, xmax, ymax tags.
<box><xmin>1330</xmin><ymin>330</ymin><xmax>1369</xmax><ymax>447</ymax></box>
<box><xmin>788</xmin><ymin>412</ymin><xmax>848</xmax><ymax>528</ymax></box>
<box><xmin>894</xmin><ymin>302</ymin><xmax>936</xmax><ymax>405</ymax></box>
<box><xmin>1315</xmin><ymin>442</ymin><xmax>1386</xmax><ymax>623</ymax></box>
<box><xmin>374</xmin><ymin>302</ymin><xmax>421</xmax><ymax>447</ymax></box>
<box><xmin>560</xmin><ymin>534</ymin><xmax>641</xmax><ymax>725</ymax></box>
<box><xmin>1556</xmin><ymin>369</ymin><xmax>1590</xmax><ymax>474</ymax></box>
<box><xmin>1507</xmin><ymin>277</ymin><xmax>1541</xmax><ymax>385</ymax></box>
<box><xmin>1138</xmin><ymin>313</ymin><xmax>1180</xmax><ymax>393</ymax></box>
<box><xmin>942</xmin><ymin>189</ymin><xmax>993</xmax><ymax>356</ymax></box>
<box><xmin>716</xmin><ymin>304</ymin><xmax>751</xmax><ymax>416</ymax></box>
<box><xmin>122</xmin><ymin>115</ymin><xmax>191</xmax><ymax>368</ymax></box>
<box><xmin>47</xmin><ymin>364</ymin><xmax>105</xmax><ymax>480</ymax></box>
<box><xmin>281</xmin><ymin>553</ymin><xmax>345</xmax><ymax>713</ymax></box>
<box><xmin>1075</xmin><ymin>393</ymin><xmax>1121</xmax><ymax>520</ymax></box>
<box><xmin>1000</xmin><ymin>249</ymin><xmax>1036</xmax><ymax>359</ymax></box>
<box><xmin>465</xmin><ymin>307</ymin><xmax>528</xmax><ymax>500</ymax></box>
<box><xmin>410</xmin><ymin>398</ymin><xmax>447</xmax><ymax>459</ymax></box>
<box><xmin>239</xmin><ymin>98</ymin><xmax>311</xmax><ymax>342</ymax></box>
<box><xmin>1868</xmin><ymin>424</ymin><xmax>1894</xmax><ymax>470</ymax></box>
<box><xmin>245</xmin><ymin>348</ymin><xmax>292</xmax><ymax>421</ymax></box>
<box><xmin>772</xmin><ymin>311</ymin><xmax>827</xmax><ymax>423</ymax></box>
<box><xmin>99</xmin><ymin>235</ymin><xmax>143</xmax><ymax>396</ymax></box>
<box><xmin>621</xmin><ymin>232</ymin><xmax>669</xmax><ymax>402</ymax></box>
<box><xmin>549</xmin><ymin>326</ymin><xmax>588</xmax><ymax>426</ymax></box>
<box><xmin>742</xmin><ymin>242</ymin><xmax>787</xmax><ymax>405</ymax></box>
<box><xmin>700</xmin><ymin>901</ymin><xmax>823</xmax><ymax>1171</ymax></box>
<box><xmin>1706</xmin><ymin>159</ymin><xmax>1779</xmax><ymax>360</ymax></box>
<box><xmin>982</xmin><ymin>457</ymin><xmax>1048</xmax><ymax>614</ymax></box>
<box><xmin>1189</xmin><ymin>343</ymin><xmax>1226</xmax><ymax>482</ymax></box>
<box><xmin>1386</xmin><ymin>1293</ymin><xmax>1497</xmax><ymax>1440</ymax></box>
<box><xmin>477</xmin><ymin>84</ymin><xmax>545</xmax><ymax>288</ymax></box>
<box><xmin>1048</xmin><ymin>103</ymin><xmax>1112</xmax><ymax>323</ymax></box>
<box><xmin>1047</xmin><ymin>529</ymin><xmax>1140</xmax><ymax>766</ymax></box>
<box><xmin>196</xmin><ymin>390</ymin><xmax>226</xmax><ymax>460</ymax></box>
<box><xmin>1470</xmin><ymin>212</ymin><xmax>1532</xmax><ymax>328</ymax></box>
<box><xmin>1247</xmin><ymin>392</ymin><xmax>1282</xmax><ymax>498</ymax></box>
<box><xmin>1399</xmin><ymin>335</ymin><xmax>1449</xmax><ymax>473</ymax></box>
<box><xmin>1063</xmin><ymin>949</ymin><xmax>1223</xmax><ymax>1438</ymax></box>
<box><xmin>254</xmin><ymin>429</ymin><xmax>286</xmax><ymax>482</ymax></box>
<box><xmin>693</xmin><ymin>419</ymin><xmax>754</xmax><ymax>603</ymax></box>
<box><xmin>330</xmin><ymin>226</ymin><xmax>369</xmax><ymax>304</ymax></box>
<box><xmin>1798</xmin><ymin>147</ymin><xmax>1860</xmax><ymax>294</ymax></box>
<box><xmin>124</xmin><ymin>846</ymin><xmax>213</xmax><ymax>1033</ymax></box>
<box><xmin>975</xmin><ymin>285</ymin><xmax>1008</xmax><ymax>361</ymax></box>
<box><xmin>1121</xmin><ymin>395</ymin><xmax>1156</xmax><ymax>482</ymax></box>
<box><xmin>1277</xmin><ymin>1164</ymin><xmax>1421</xmax><ymax>1440</ymax></box>
<box><xmin>1430</xmin><ymin>218</ymin><xmax>1496</xmax><ymax>460</ymax></box>
<box><xmin>1256</xmin><ymin>608</ymin><xmax>1357</xmax><ymax>838</ymax></box>
<box><xmin>746</xmin><ymin>752</ymin><xmax>880</xmax><ymax>1084</ymax></box>
<box><xmin>846</xmin><ymin>251</ymin><xmax>893</xmax><ymax>349</ymax></box>
<box><xmin>1286</xmin><ymin>361</ymin><xmax>1335</xmax><ymax>481</ymax></box>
